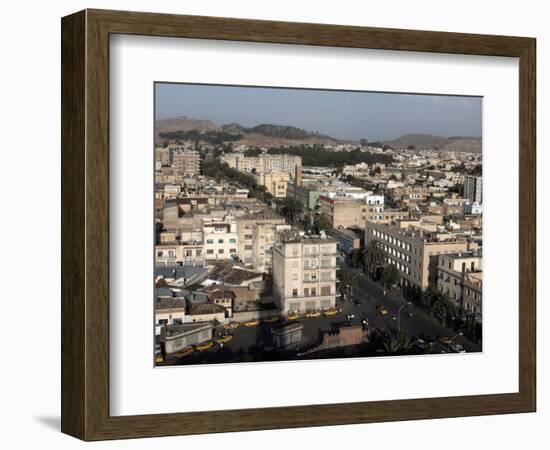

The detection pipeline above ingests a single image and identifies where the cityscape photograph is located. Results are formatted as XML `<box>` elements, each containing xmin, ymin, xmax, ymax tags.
<box><xmin>153</xmin><ymin>83</ymin><xmax>483</xmax><ymax>366</ymax></box>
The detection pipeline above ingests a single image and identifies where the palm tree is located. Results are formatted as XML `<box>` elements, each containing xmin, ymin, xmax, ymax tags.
<box><xmin>362</xmin><ymin>240</ymin><xmax>385</xmax><ymax>280</ymax></box>
<box><xmin>381</xmin><ymin>264</ymin><xmax>400</xmax><ymax>288</ymax></box>
<box><xmin>421</xmin><ymin>287</ymin><xmax>456</xmax><ymax>323</ymax></box>
<box><xmin>337</xmin><ymin>270</ymin><xmax>357</xmax><ymax>297</ymax></box>
<box><xmin>383</xmin><ymin>332</ymin><xmax>414</xmax><ymax>355</ymax></box>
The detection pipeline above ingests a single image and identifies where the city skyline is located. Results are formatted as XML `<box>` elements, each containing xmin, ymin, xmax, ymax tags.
<box><xmin>155</xmin><ymin>82</ymin><xmax>482</xmax><ymax>141</ymax></box>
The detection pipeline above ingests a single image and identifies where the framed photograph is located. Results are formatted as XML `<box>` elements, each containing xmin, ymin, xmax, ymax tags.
<box><xmin>61</xmin><ymin>9</ymin><xmax>536</xmax><ymax>441</ymax></box>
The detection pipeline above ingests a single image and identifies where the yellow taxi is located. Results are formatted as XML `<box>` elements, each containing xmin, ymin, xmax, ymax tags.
<box><xmin>323</xmin><ymin>308</ymin><xmax>339</xmax><ymax>317</ymax></box>
<box><xmin>287</xmin><ymin>312</ymin><xmax>300</xmax><ymax>321</ymax></box>
<box><xmin>215</xmin><ymin>335</ymin><xmax>233</xmax><ymax>344</ymax></box>
<box><xmin>306</xmin><ymin>310</ymin><xmax>321</xmax><ymax>318</ymax></box>
<box><xmin>262</xmin><ymin>316</ymin><xmax>280</xmax><ymax>324</ymax></box>
<box><xmin>196</xmin><ymin>341</ymin><xmax>214</xmax><ymax>352</ymax></box>
<box><xmin>175</xmin><ymin>346</ymin><xmax>194</xmax><ymax>358</ymax></box>
<box><xmin>376</xmin><ymin>306</ymin><xmax>389</xmax><ymax>316</ymax></box>
<box><xmin>244</xmin><ymin>319</ymin><xmax>260</xmax><ymax>327</ymax></box>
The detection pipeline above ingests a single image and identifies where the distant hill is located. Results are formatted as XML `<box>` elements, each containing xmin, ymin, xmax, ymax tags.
<box><xmin>156</xmin><ymin>117</ymin><xmax>340</xmax><ymax>146</ymax></box>
<box><xmin>383</xmin><ymin>133</ymin><xmax>482</xmax><ymax>153</ymax></box>
<box><xmin>156</xmin><ymin>117</ymin><xmax>481</xmax><ymax>153</ymax></box>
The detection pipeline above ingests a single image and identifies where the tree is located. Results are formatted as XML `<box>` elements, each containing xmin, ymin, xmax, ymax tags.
<box><xmin>349</xmin><ymin>249</ymin><xmax>363</xmax><ymax>268</ymax></box>
<box><xmin>362</xmin><ymin>240</ymin><xmax>385</xmax><ymax>279</ymax></box>
<box><xmin>382</xmin><ymin>332</ymin><xmax>414</xmax><ymax>355</ymax></box>
<box><xmin>314</xmin><ymin>212</ymin><xmax>332</xmax><ymax>232</ymax></box>
<box><xmin>337</xmin><ymin>270</ymin><xmax>356</xmax><ymax>291</ymax></box>
<box><xmin>381</xmin><ymin>264</ymin><xmax>400</xmax><ymax>288</ymax></box>
<box><xmin>275</xmin><ymin>197</ymin><xmax>303</xmax><ymax>224</ymax></box>
<box><xmin>421</xmin><ymin>287</ymin><xmax>456</xmax><ymax>323</ymax></box>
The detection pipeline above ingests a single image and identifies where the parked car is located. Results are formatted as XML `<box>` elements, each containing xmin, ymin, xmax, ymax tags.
<box><xmin>215</xmin><ymin>335</ymin><xmax>233</xmax><ymax>344</ymax></box>
<box><xmin>415</xmin><ymin>338</ymin><xmax>426</xmax><ymax>348</ymax></box>
<box><xmin>346</xmin><ymin>314</ymin><xmax>355</xmax><ymax>320</ymax></box>
<box><xmin>262</xmin><ymin>316</ymin><xmax>280</xmax><ymax>324</ymax></box>
<box><xmin>377</xmin><ymin>306</ymin><xmax>389</xmax><ymax>316</ymax></box>
<box><xmin>196</xmin><ymin>341</ymin><xmax>214</xmax><ymax>352</ymax></box>
<box><xmin>287</xmin><ymin>312</ymin><xmax>300</xmax><ymax>321</ymax></box>
<box><xmin>451</xmin><ymin>343</ymin><xmax>466</xmax><ymax>353</ymax></box>
<box><xmin>175</xmin><ymin>346</ymin><xmax>194</xmax><ymax>358</ymax></box>
<box><xmin>306</xmin><ymin>310</ymin><xmax>321</xmax><ymax>318</ymax></box>
<box><xmin>323</xmin><ymin>308</ymin><xmax>339</xmax><ymax>317</ymax></box>
<box><xmin>244</xmin><ymin>319</ymin><xmax>260</xmax><ymax>327</ymax></box>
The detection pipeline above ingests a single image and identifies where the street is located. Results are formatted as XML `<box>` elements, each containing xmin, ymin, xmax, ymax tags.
<box><xmin>162</xmin><ymin>263</ymin><xmax>480</xmax><ymax>366</ymax></box>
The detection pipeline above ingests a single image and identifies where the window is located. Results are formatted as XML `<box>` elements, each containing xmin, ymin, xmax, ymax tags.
<box><xmin>207</xmin><ymin>249</ymin><xmax>214</xmax><ymax>254</ymax></box>
<box><xmin>218</xmin><ymin>239</ymin><xmax>224</xmax><ymax>244</ymax></box>
<box><xmin>218</xmin><ymin>249</ymin><xmax>224</xmax><ymax>254</ymax></box>
<box><xmin>206</xmin><ymin>239</ymin><xmax>214</xmax><ymax>244</ymax></box>
<box><xmin>321</xmin><ymin>286</ymin><xmax>331</xmax><ymax>296</ymax></box>
<box><xmin>230</xmin><ymin>248</ymin><xmax>236</xmax><ymax>253</ymax></box>
<box><xmin>229</xmin><ymin>238</ymin><xmax>236</xmax><ymax>243</ymax></box>
<box><xmin>292</xmin><ymin>273</ymin><xmax>298</xmax><ymax>281</ymax></box>
<box><xmin>292</xmin><ymin>288</ymin><xmax>298</xmax><ymax>297</ymax></box>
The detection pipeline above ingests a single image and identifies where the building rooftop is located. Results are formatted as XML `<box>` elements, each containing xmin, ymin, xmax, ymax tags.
<box><xmin>155</xmin><ymin>297</ymin><xmax>186</xmax><ymax>311</ymax></box>
<box><xmin>206</xmin><ymin>261</ymin><xmax>263</xmax><ymax>286</ymax></box>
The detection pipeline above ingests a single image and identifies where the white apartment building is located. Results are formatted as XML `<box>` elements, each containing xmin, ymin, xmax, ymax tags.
<box><xmin>272</xmin><ymin>233</ymin><xmax>338</xmax><ymax>315</ymax></box>
<box><xmin>202</xmin><ymin>217</ymin><xmax>238</xmax><ymax>260</ymax></box>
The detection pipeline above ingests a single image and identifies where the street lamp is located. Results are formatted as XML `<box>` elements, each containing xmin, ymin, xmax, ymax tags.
<box><xmin>397</xmin><ymin>301</ymin><xmax>412</xmax><ymax>333</ymax></box>
<box><xmin>449</xmin><ymin>331</ymin><xmax>464</xmax><ymax>351</ymax></box>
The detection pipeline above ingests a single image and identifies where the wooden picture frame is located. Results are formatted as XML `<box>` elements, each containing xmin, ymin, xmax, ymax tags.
<box><xmin>61</xmin><ymin>8</ymin><xmax>536</xmax><ymax>441</ymax></box>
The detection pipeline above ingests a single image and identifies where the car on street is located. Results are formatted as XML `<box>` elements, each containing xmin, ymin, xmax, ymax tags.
<box><xmin>438</xmin><ymin>335</ymin><xmax>452</xmax><ymax>345</ymax></box>
<box><xmin>323</xmin><ymin>308</ymin><xmax>339</xmax><ymax>317</ymax></box>
<box><xmin>175</xmin><ymin>346</ymin><xmax>194</xmax><ymax>358</ymax></box>
<box><xmin>196</xmin><ymin>341</ymin><xmax>214</xmax><ymax>352</ymax></box>
<box><xmin>287</xmin><ymin>312</ymin><xmax>300</xmax><ymax>320</ymax></box>
<box><xmin>214</xmin><ymin>335</ymin><xmax>233</xmax><ymax>344</ymax></box>
<box><xmin>354</xmin><ymin>300</ymin><xmax>363</xmax><ymax>307</ymax></box>
<box><xmin>306</xmin><ymin>310</ymin><xmax>321</xmax><ymax>318</ymax></box>
<box><xmin>346</xmin><ymin>314</ymin><xmax>355</xmax><ymax>320</ymax></box>
<box><xmin>415</xmin><ymin>338</ymin><xmax>426</xmax><ymax>348</ymax></box>
<box><xmin>262</xmin><ymin>316</ymin><xmax>280</xmax><ymax>324</ymax></box>
<box><xmin>451</xmin><ymin>343</ymin><xmax>466</xmax><ymax>353</ymax></box>
<box><xmin>223</xmin><ymin>322</ymin><xmax>240</xmax><ymax>330</ymax></box>
<box><xmin>377</xmin><ymin>305</ymin><xmax>389</xmax><ymax>315</ymax></box>
<box><xmin>244</xmin><ymin>319</ymin><xmax>260</xmax><ymax>327</ymax></box>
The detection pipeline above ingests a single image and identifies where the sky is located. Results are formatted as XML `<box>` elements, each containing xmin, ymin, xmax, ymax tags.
<box><xmin>155</xmin><ymin>83</ymin><xmax>482</xmax><ymax>141</ymax></box>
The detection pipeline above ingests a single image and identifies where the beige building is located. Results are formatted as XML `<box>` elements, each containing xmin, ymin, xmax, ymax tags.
<box><xmin>255</xmin><ymin>171</ymin><xmax>290</xmax><ymax>198</ymax></box>
<box><xmin>236</xmin><ymin>210</ymin><xmax>286</xmax><ymax>266</ymax></box>
<box><xmin>223</xmin><ymin>152</ymin><xmax>302</xmax><ymax>185</ymax></box>
<box><xmin>318</xmin><ymin>195</ymin><xmax>367</xmax><ymax>229</ymax></box>
<box><xmin>170</xmin><ymin>146</ymin><xmax>201</xmax><ymax>177</ymax></box>
<box><xmin>252</xmin><ymin>222</ymin><xmax>291</xmax><ymax>273</ymax></box>
<box><xmin>272</xmin><ymin>232</ymin><xmax>338</xmax><ymax>315</ymax></box>
<box><xmin>437</xmin><ymin>251</ymin><xmax>483</xmax><ymax>316</ymax></box>
<box><xmin>365</xmin><ymin>221</ymin><xmax>478</xmax><ymax>289</ymax></box>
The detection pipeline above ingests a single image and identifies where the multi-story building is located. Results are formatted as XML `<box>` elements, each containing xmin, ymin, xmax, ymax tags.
<box><xmin>202</xmin><ymin>217</ymin><xmax>238</xmax><ymax>260</ymax></box>
<box><xmin>170</xmin><ymin>146</ymin><xmax>201</xmax><ymax>177</ymax></box>
<box><xmin>318</xmin><ymin>195</ymin><xmax>367</xmax><ymax>229</ymax></box>
<box><xmin>463</xmin><ymin>175</ymin><xmax>483</xmax><ymax>203</ymax></box>
<box><xmin>252</xmin><ymin>222</ymin><xmax>291</xmax><ymax>273</ymax></box>
<box><xmin>365</xmin><ymin>194</ymin><xmax>385</xmax><ymax>222</ymax></box>
<box><xmin>236</xmin><ymin>209</ymin><xmax>286</xmax><ymax>266</ymax></box>
<box><xmin>272</xmin><ymin>232</ymin><xmax>338</xmax><ymax>315</ymax></box>
<box><xmin>437</xmin><ymin>251</ymin><xmax>482</xmax><ymax>316</ymax></box>
<box><xmin>364</xmin><ymin>221</ymin><xmax>477</xmax><ymax>289</ymax></box>
<box><xmin>254</xmin><ymin>171</ymin><xmax>290</xmax><ymax>198</ymax></box>
<box><xmin>155</xmin><ymin>242</ymin><xmax>204</xmax><ymax>267</ymax></box>
<box><xmin>223</xmin><ymin>153</ymin><xmax>302</xmax><ymax>185</ymax></box>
